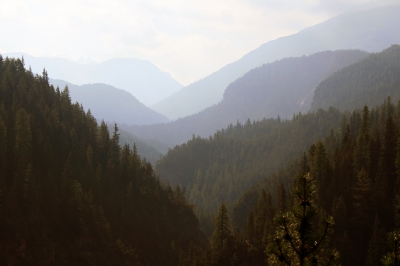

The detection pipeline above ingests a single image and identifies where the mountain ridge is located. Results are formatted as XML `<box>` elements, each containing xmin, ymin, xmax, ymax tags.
<box><xmin>152</xmin><ymin>5</ymin><xmax>400</xmax><ymax>120</ymax></box>
<box><xmin>124</xmin><ymin>49</ymin><xmax>369</xmax><ymax>147</ymax></box>
<box><xmin>49</xmin><ymin>78</ymin><xmax>170</xmax><ymax>126</ymax></box>
<box><xmin>3</xmin><ymin>52</ymin><xmax>182</xmax><ymax>106</ymax></box>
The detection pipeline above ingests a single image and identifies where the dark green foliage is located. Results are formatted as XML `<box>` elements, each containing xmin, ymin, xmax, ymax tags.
<box><xmin>267</xmin><ymin>173</ymin><xmax>339</xmax><ymax>265</ymax></box>
<box><xmin>0</xmin><ymin>55</ymin><xmax>206</xmax><ymax>265</ymax></box>
<box><xmin>242</xmin><ymin>190</ymin><xmax>275</xmax><ymax>265</ymax></box>
<box><xmin>211</xmin><ymin>204</ymin><xmax>234</xmax><ymax>264</ymax></box>
<box><xmin>312</xmin><ymin>45</ymin><xmax>400</xmax><ymax>112</ymax></box>
<box><xmin>382</xmin><ymin>230</ymin><xmax>400</xmax><ymax>266</ymax></box>
<box><xmin>157</xmin><ymin>107</ymin><xmax>343</xmax><ymax>230</ymax></box>
<box><xmin>366</xmin><ymin>216</ymin><xmax>387</xmax><ymax>266</ymax></box>
<box><xmin>117</xmin><ymin>128</ymin><xmax>167</xmax><ymax>166</ymax></box>
<box><xmin>229</xmin><ymin>97</ymin><xmax>400</xmax><ymax>265</ymax></box>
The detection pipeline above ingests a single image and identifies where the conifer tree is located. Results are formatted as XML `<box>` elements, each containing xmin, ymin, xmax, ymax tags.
<box><xmin>267</xmin><ymin>173</ymin><xmax>339</xmax><ymax>265</ymax></box>
<box><xmin>0</xmin><ymin>115</ymin><xmax>6</xmax><ymax>177</ymax></box>
<box><xmin>382</xmin><ymin>230</ymin><xmax>400</xmax><ymax>266</ymax></box>
<box><xmin>211</xmin><ymin>203</ymin><xmax>233</xmax><ymax>265</ymax></box>
<box><xmin>354</xmin><ymin>106</ymin><xmax>370</xmax><ymax>174</ymax></box>
<box><xmin>212</xmin><ymin>204</ymin><xmax>231</xmax><ymax>251</ymax></box>
<box><xmin>277</xmin><ymin>182</ymin><xmax>288</xmax><ymax>213</ymax></box>
<box><xmin>366</xmin><ymin>215</ymin><xmax>387</xmax><ymax>266</ymax></box>
<box><xmin>352</xmin><ymin>168</ymin><xmax>373</xmax><ymax>261</ymax></box>
<box><xmin>382</xmin><ymin>116</ymin><xmax>397</xmax><ymax>196</ymax></box>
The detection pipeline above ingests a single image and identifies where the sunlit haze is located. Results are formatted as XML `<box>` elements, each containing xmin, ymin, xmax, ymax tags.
<box><xmin>0</xmin><ymin>0</ymin><xmax>381</xmax><ymax>85</ymax></box>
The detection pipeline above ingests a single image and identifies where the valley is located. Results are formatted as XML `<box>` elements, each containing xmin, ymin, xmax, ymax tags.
<box><xmin>1</xmin><ymin>2</ymin><xmax>400</xmax><ymax>265</ymax></box>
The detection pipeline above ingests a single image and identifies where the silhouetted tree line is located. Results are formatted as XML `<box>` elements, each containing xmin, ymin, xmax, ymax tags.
<box><xmin>0</xmin><ymin>55</ymin><xmax>206</xmax><ymax>265</ymax></box>
<box><xmin>177</xmin><ymin>97</ymin><xmax>400</xmax><ymax>265</ymax></box>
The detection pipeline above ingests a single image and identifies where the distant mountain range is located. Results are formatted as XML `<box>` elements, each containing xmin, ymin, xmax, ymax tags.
<box><xmin>312</xmin><ymin>45</ymin><xmax>400</xmax><ymax>112</ymax></box>
<box><xmin>50</xmin><ymin>79</ymin><xmax>169</xmax><ymax>126</ymax></box>
<box><xmin>3</xmin><ymin>53</ymin><xmax>182</xmax><ymax>106</ymax></box>
<box><xmin>152</xmin><ymin>4</ymin><xmax>400</xmax><ymax>120</ymax></box>
<box><xmin>123</xmin><ymin>49</ymin><xmax>368</xmax><ymax>147</ymax></box>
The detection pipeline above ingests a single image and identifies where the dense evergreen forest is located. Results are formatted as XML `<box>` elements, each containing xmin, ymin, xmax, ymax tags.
<box><xmin>124</xmin><ymin>49</ymin><xmax>367</xmax><ymax>147</ymax></box>
<box><xmin>175</xmin><ymin>98</ymin><xmax>400</xmax><ymax>266</ymax></box>
<box><xmin>156</xmin><ymin>46</ymin><xmax>400</xmax><ymax>265</ymax></box>
<box><xmin>2</xmin><ymin>43</ymin><xmax>400</xmax><ymax>265</ymax></box>
<box><xmin>0</xmin><ymin>55</ymin><xmax>206</xmax><ymax>265</ymax></box>
<box><xmin>156</xmin><ymin>108</ymin><xmax>344</xmax><ymax>233</ymax></box>
<box><xmin>312</xmin><ymin>45</ymin><xmax>400</xmax><ymax>112</ymax></box>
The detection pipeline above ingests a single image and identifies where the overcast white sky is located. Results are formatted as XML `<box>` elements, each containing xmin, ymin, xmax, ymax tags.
<box><xmin>0</xmin><ymin>0</ymin><xmax>377</xmax><ymax>85</ymax></box>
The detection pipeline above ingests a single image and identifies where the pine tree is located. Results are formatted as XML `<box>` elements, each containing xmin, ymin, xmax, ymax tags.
<box><xmin>366</xmin><ymin>215</ymin><xmax>387</xmax><ymax>266</ymax></box>
<box><xmin>352</xmin><ymin>168</ymin><xmax>373</xmax><ymax>261</ymax></box>
<box><xmin>211</xmin><ymin>204</ymin><xmax>233</xmax><ymax>265</ymax></box>
<box><xmin>212</xmin><ymin>204</ymin><xmax>231</xmax><ymax>252</ymax></box>
<box><xmin>382</xmin><ymin>116</ymin><xmax>397</xmax><ymax>197</ymax></box>
<box><xmin>354</xmin><ymin>106</ymin><xmax>371</xmax><ymax>174</ymax></box>
<box><xmin>277</xmin><ymin>182</ymin><xmax>288</xmax><ymax>213</ymax></box>
<box><xmin>267</xmin><ymin>173</ymin><xmax>339</xmax><ymax>265</ymax></box>
<box><xmin>310</xmin><ymin>141</ymin><xmax>331</xmax><ymax>210</ymax></box>
<box><xmin>0</xmin><ymin>115</ymin><xmax>6</xmax><ymax>177</ymax></box>
<box><xmin>382</xmin><ymin>230</ymin><xmax>400</xmax><ymax>266</ymax></box>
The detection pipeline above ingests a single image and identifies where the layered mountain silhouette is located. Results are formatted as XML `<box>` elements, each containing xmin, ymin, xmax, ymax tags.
<box><xmin>123</xmin><ymin>49</ymin><xmax>368</xmax><ymax>147</ymax></box>
<box><xmin>3</xmin><ymin>53</ymin><xmax>182</xmax><ymax>106</ymax></box>
<box><xmin>312</xmin><ymin>45</ymin><xmax>400</xmax><ymax>111</ymax></box>
<box><xmin>50</xmin><ymin>79</ymin><xmax>169</xmax><ymax>126</ymax></box>
<box><xmin>152</xmin><ymin>4</ymin><xmax>400</xmax><ymax>120</ymax></box>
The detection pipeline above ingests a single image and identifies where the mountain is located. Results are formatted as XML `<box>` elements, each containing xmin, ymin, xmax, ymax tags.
<box><xmin>152</xmin><ymin>4</ymin><xmax>400</xmax><ymax>120</ymax></box>
<box><xmin>229</xmin><ymin>98</ymin><xmax>400</xmax><ymax>266</ymax></box>
<box><xmin>0</xmin><ymin>56</ymin><xmax>206</xmax><ymax>265</ymax></box>
<box><xmin>219</xmin><ymin>50</ymin><xmax>368</xmax><ymax>120</ymax></box>
<box><xmin>117</xmin><ymin>127</ymin><xmax>169</xmax><ymax>166</ymax></box>
<box><xmin>155</xmin><ymin>108</ymin><xmax>344</xmax><ymax>221</ymax></box>
<box><xmin>312</xmin><ymin>45</ymin><xmax>400</xmax><ymax>111</ymax></box>
<box><xmin>123</xmin><ymin>49</ymin><xmax>368</xmax><ymax>147</ymax></box>
<box><xmin>3</xmin><ymin>53</ymin><xmax>183</xmax><ymax>106</ymax></box>
<box><xmin>50</xmin><ymin>79</ymin><xmax>169</xmax><ymax>126</ymax></box>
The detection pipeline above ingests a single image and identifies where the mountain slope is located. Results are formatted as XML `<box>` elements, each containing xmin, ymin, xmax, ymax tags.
<box><xmin>230</xmin><ymin>98</ymin><xmax>400</xmax><ymax>265</ymax></box>
<box><xmin>312</xmin><ymin>45</ymin><xmax>400</xmax><ymax>111</ymax></box>
<box><xmin>50</xmin><ymin>79</ymin><xmax>169</xmax><ymax>126</ymax></box>
<box><xmin>155</xmin><ymin>107</ymin><xmax>344</xmax><ymax>219</ymax></box>
<box><xmin>117</xmin><ymin>127</ymin><xmax>168</xmax><ymax>166</ymax></box>
<box><xmin>0</xmin><ymin>56</ymin><xmax>206</xmax><ymax>265</ymax></box>
<box><xmin>152</xmin><ymin>5</ymin><xmax>400</xmax><ymax>120</ymax></box>
<box><xmin>219</xmin><ymin>50</ymin><xmax>368</xmax><ymax>120</ymax></box>
<box><xmin>124</xmin><ymin>49</ymin><xmax>368</xmax><ymax>147</ymax></box>
<box><xmin>3</xmin><ymin>53</ymin><xmax>182</xmax><ymax>106</ymax></box>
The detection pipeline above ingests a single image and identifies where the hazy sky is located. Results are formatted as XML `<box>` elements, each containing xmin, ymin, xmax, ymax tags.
<box><xmin>0</xmin><ymin>0</ymin><xmax>376</xmax><ymax>85</ymax></box>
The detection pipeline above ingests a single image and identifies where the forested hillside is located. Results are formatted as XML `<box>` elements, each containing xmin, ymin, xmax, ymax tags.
<box><xmin>0</xmin><ymin>55</ymin><xmax>206</xmax><ymax>265</ymax></box>
<box><xmin>117</xmin><ymin>127</ymin><xmax>167</xmax><ymax>166</ymax></box>
<box><xmin>175</xmin><ymin>99</ymin><xmax>400</xmax><ymax>266</ymax></box>
<box><xmin>220</xmin><ymin>49</ymin><xmax>368</xmax><ymax>120</ymax></box>
<box><xmin>230</xmin><ymin>98</ymin><xmax>400</xmax><ymax>266</ymax></box>
<box><xmin>125</xmin><ymin>49</ymin><xmax>367</xmax><ymax>147</ymax></box>
<box><xmin>156</xmin><ymin>107</ymin><xmax>344</xmax><ymax>229</ymax></box>
<box><xmin>312</xmin><ymin>45</ymin><xmax>400</xmax><ymax>111</ymax></box>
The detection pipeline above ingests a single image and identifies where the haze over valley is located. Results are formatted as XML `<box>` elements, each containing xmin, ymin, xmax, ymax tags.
<box><xmin>2</xmin><ymin>1</ymin><xmax>400</xmax><ymax>265</ymax></box>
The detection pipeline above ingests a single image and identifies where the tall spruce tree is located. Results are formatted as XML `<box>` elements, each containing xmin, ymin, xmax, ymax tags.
<box><xmin>366</xmin><ymin>215</ymin><xmax>387</xmax><ymax>266</ymax></box>
<box><xmin>266</xmin><ymin>173</ymin><xmax>339</xmax><ymax>265</ymax></box>
<box><xmin>354</xmin><ymin>106</ymin><xmax>371</xmax><ymax>175</ymax></box>
<box><xmin>211</xmin><ymin>203</ymin><xmax>233</xmax><ymax>265</ymax></box>
<box><xmin>382</xmin><ymin>230</ymin><xmax>400</xmax><ymax>266</ymax></box>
